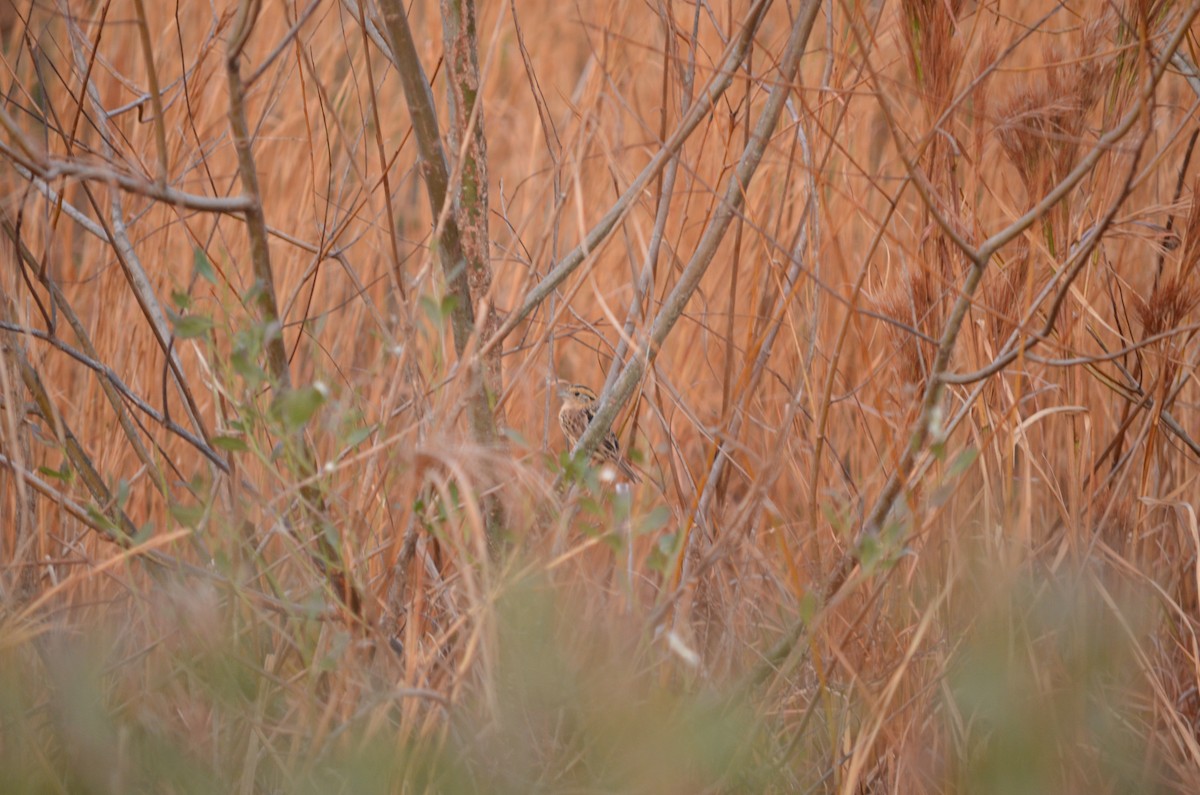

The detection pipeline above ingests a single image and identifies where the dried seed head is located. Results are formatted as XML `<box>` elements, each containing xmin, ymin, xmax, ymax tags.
<box><xmin>1136</xmin><ymin>273</ymin><xmax>1200</xmax><ymax>339</ymax></box>
<box><xmin>996</xmin><ymin>21</ymin><xmax>1115</xmax><ymax>196</ymax></box>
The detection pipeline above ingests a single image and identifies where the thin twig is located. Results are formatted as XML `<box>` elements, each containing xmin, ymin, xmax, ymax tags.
<box><xmin>573</xmin><ymin>0</ymin><xmax>823</xmax><ymax>469</ymax></box>
<box><xmin>477</xmin><ymin>0</ymin><xmax>776</xmax><ymax>359</ymax></box>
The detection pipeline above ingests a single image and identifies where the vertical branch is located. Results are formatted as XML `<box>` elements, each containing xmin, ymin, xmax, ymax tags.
<box><xmin>225</xmin><ymin>0</ymin><xmax>361</xmax><ymax>614</ymax></box>
<box><xmin>740</xmin><ymin>0</ymin><xmax>1200</xmax><ymax>696</ymax></box>
<box><xmin>377</xmin><ymin>0</ymin><xmax>504</xmax><ymax>545</ymax></box>
<box><xmin>379</xmin><ymin>0</ymin><xmax>501</xmax><ymax>444</ymax></box>
<box><xmin>129</xmin><ymin>0</ymin><xmax>169</xmax><ymax>183</ymax></box>
<box><xmin>226</xmin><ymin>0</ymin><xmax>290</xmax><ymax>391</ymax></box>
<box><xmin>0</xmin><ymin>297</ymin><xmax>38</xmax><ymax>599</ymax></box>
<box><xmin>600</xmin><ymin>0</ymin><xmax>701</xmax><ymax>402</ymax></box>
<box><xmin>575</xmin><ymin>0</ymin><xmax>824</xmax><ymax>464</ymax></box>
<box><xmin>376</xmin><ymin>0</ymin><xmax>476</xmax><ymax>360</ymax></box>
<box><xmin>440</xmin><ymin>0</ymin><xmax>503</xmax><ymax>430</ymax></box>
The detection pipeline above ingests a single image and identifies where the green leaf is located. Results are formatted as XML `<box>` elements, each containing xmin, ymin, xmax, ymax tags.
<box><xmin>243</xmin><ymin>279</ymin><xmax>265</xmax><ymax>304</ymax></box>
<box><xmin>230</xmin><ymin>350</ymin><xmax>265</xmax><ymax>388</ymax></box>
<box><xmin>169</xmin><ymin>502</ymin><xmax>205</xmax><ymax>529</ymax></box>
<box><xmin>821</xmin><ymin>500</ymin><xmax>852</xmax><ymax>538</ymax></box>
<box><xmin>38</xmin><ymin>461</ymin><xmax>72</xmax><ymax>482</ymax></box>
<box><xmin>342</xmin><ymin>424</ymin><xmax>375</xmax><ymax>448</ymax></box>
<box><xmin>272</xmin><ymin>385</ymin><xmax>327</xmax><ymax>431</ymax></box>
<box><xmin>946</xmin><ymin>446</ymin><xmax>980</xmax><ymax>479</ymax></box>
<box><xmin>211</xmin><ymin>434</ymin><xmax>249</xmax><ymax>453</ymax></box>
<box><xmin>193</xmin><ymin>247</ymin><xmax>217</xmax><ymax>284</ymax></box>
<box><xmin>635</xmin><ymin>505</ymin><xmax>672</xmax><ymax>536</ymax></box>
<box><xmin>647</xmin><ymin>531</ymin><xmax>678</xmax><ymax>572</ymax></box>
<box><xmin>86</xmin><ymin>505</ymin><xmax>123</xmax><ymax>537</ymax></box>
<box><xmin>930</xmin><ymin>482</ymin><xmax>955</xmax><ymax>508</ymax></box>
<box><xmin>316</xmin><ymin>630</ymin><xmax>351</xmax><ymax>672</ymax></box>
<box><xmin>798</xmin><ymin>590</ymin><xmax>819</xmax><ymax>623</ymax></box>
<box><xmin>857</xmin><ymin>534</ymin><xmax>882</xmax><ymax>570</ymax></box>
<box><xmin>601</xmin><ymin>531</ymin><xmax>623</xmax><ymax>552</ymax></box>
<box><xmin>115</xmin><ymin>479</ymin><xmax>130</xmax><ymax>509</ymax></box>
<box><xmin>189</xmin><ymin>470</ymin><xmax>211</xmax><ymax>494</ymax></box>
<box><xmin>419</xmin><ymin>293</ymin><xmax>460</xmax><ymax>325</ymax></box>
<box><xmin>171</xmin><ymin>290</ymin><xmax>192</xmax><ymax>310</ymax></box>
<box><xmin>168</xmin><ymin>309</ymin><xmax>214</xmax><ymax>339</ymax></box>
<box><xmin>419</xmin><ymin>295</ymin><xmax>442</xmax><ymax>324</ymax></box>
<box><xmin>133</xmin><ymin>522</ymin><xmax>155</xmax><ymax>544</ymax></box>
<box><xmin>318</xmin><ymin>522</ymin><xmax>342</xmax><ymax>557</ymax></box>
<box><xmin>233</xmin><ymin>326</ymin><xmax>263</xmax><ymax>357</ymax></box>
<box><xmin>560</xmin><ymin>450</ymin><xmax>601</xmax><ymax>487</ymax></box>
<box><xmin>502</xmin><ymin>426</ymin><xmax>528</xmax><ymax>446</ymax></box>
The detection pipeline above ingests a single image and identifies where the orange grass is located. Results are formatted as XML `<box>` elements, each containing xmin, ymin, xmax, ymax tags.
<box><xmin>3</xmin><ymin>0</ymin><xmax>1200</xmax><ymax>791</ymax></box>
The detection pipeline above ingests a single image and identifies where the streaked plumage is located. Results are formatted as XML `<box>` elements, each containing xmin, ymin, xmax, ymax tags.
<box><xmin>557</xmin><ymin>382</ymin><xmax>641</xmax><ymax>483</ymax></box>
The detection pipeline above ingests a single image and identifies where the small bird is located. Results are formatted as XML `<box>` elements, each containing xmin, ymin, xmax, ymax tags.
<box><xmin>557</xmin><ymin>382</ymin><xmax>641</xmax><ymax>483</ymax></box>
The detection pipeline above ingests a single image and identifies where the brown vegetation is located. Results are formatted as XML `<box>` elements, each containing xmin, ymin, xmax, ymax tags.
<box><xmin>3</xmin><ymin>0</ymin><xmax>1200</xmax><ymax>791</ymax></box>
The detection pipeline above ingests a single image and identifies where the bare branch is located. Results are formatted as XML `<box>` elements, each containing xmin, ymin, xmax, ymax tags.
<box><xmin>573</xmin><ymin>0</ymin><xmax>824</xmax><ymax>466</ymax></box>
<box><xmin>1</xmin><ymin>147</ymin><xmax>256</xmax><ymax>214</ymax></box>
<box><xmin>478</xmin><ymin>0</ymin><xmax>776</xmax><ymax>358</ymax></box>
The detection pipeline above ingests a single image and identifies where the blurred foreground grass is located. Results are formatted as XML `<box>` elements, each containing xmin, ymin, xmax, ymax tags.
<box><xmin>0</xmin><ymin>548</ymin><xmax>1178</xmax><ymax>794</ymax></box>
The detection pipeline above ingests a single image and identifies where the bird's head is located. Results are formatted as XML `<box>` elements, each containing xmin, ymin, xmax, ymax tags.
<box><xmin>556</xmin><ymin>381</ymin><xmax>598</xmax><ymax>404</ymax></box>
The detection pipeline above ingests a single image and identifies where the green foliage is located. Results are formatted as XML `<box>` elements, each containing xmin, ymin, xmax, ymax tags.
<box><xmin>230</xmin><ymin>322</ymin><xmax>268</xmax><ymax>389</ymax></box>
<box><xmin>946</xmin><ymin>572</ymin><xmax>1161</xmax><ymax>794</ymax></box>
<box><xmin>37</xmin><ymin>459</ymin><xmax>72</xmax><ymax>483</ymax></box>
<box><xmin>193</xmin><ymin>246</ymin><xmax>217</xmax><ymax>285</ymax></box>
<box><xmin>0</xmin><ymin>569</ymin><xmax>777</xmax><ymax>794</ymax></box>
<box><xmin>271</xmin><ymin>385</ymin><xmax>329</xmax><ymax>432</ymax></box>
<box><xmin>340</xmin><ymin>422</ymin><xmax>374</xmax><ymax>449</ymax></box>
<box><xmin>636</xmin><ymin>505</ymin><xmax>671</xmax><ymax>536</ymax></box>
<box><xmin>932</xmin><ymin>445</ymin><xmax>980</xmax><ymax>507</ymax></box>
<box><xmin>419</xmin><ymin>293</ymin><xmax>459</xmax><ymax>325</ymax></box>
<box><xmin>453</xmin><ymin>572</ymin><xmax>766</xmax><ymax>794</ymax></box>
<box><xmin>169</xmin><ymin>500</ymin><xmax>206</xmax><ymax>530</ymax></box>
<box><xmin>647</xmin><ymin>529</ymin><xmax>678</xmax><ymax>572</ymax></box>
<box><xmin>167</xmin><ymin>308</ymin><xmax>215</xmax><ymax>340</ymax></box>
<box><xmin>210</xmin><ymin>434</ymin><xmax>249</xmax><ymax>452</ymax></box>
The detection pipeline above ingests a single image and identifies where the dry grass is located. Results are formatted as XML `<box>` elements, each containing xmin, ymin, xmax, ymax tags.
<box><xmin>3</xmin><ymin>0</ymin><xmax>1200</xmax><ymax>791</ymax></box>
